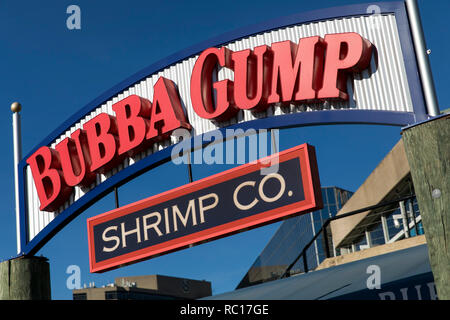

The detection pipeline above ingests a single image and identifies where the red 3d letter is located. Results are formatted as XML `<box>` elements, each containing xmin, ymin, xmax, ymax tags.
<box><xmin>232</xmin><ymin>45</ymin><xmax>272</xmax><ymax>111</ymax></box>
<box><xmin>147</xmin><ymin>77</ymin><xmax>191</xmax><ymax>141</ymax></box>
<box><xmin>113</xmin><ymin>94</ymin><xmax>151</xmax><ymax>156</ymax></box>
<box><xmin>190</xmin><ymin>47</ymin><xmax>238</xmax><ymax>121</ymax></box>
<box><xmin>268</xmin><ymin>36</ymin><xmax>325</xmax><ymax>104</ymax></box>
<box><xmin>55</xmin><ymin>129</ymin><xmax>95</xmax><ymax>187</ymax></box>
<box><xmin>26</xmin><ymin>146</ymin><xmax>72</xmax><ymax>211</ymax></box>
<box><xmin>84</xmin><ymin>113</ymin><xmax>120</xmax><ymax>174</ymax></box>
<box><xmin>318</xmin><ymin>32</ymin><xmax>373</xmax><ymax>100</ymax></box>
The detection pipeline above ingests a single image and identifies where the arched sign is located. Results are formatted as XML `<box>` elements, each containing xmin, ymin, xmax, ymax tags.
<box><xmin>18</xmin><ymin>2</ymin><xmax>429</xmax><ymax>256</ymax></box>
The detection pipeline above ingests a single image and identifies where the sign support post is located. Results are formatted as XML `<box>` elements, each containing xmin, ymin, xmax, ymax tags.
<box><xmin>0</xmin><ymin>256</ymin><xmax>51</xmax><ymax>300</ymax></box>
<box><xmin>5</xmin><ymin>103</ymin><xmax>52</xmax><ymax>300</ymax></box>
<box><xmin>402</xmin><ymin>114</ymin><xmax>450</xmax><ymax>300</ymax></box>
<box><xmin>404</xmin><ymin>0</ymin><xmax>447</xmax><ymax>299</ymax></box>
<box><xmin>11</xmin><ymin>102</ymin><xmax>22</xmax><ymax>255</ymax></box>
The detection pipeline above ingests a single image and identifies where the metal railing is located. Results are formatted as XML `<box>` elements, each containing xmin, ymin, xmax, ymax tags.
<box><xmin>280</xmin><ymin>194</ymin><xmax>418</xmax><ymax>279</ymax></box>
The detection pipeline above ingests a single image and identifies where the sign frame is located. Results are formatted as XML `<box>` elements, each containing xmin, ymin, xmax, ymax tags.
<box><xmin>17</xmin><ymin>1</ymin><xmax>428</xmax><ymax>257</ymax></box>
<box><xmin>87</xmin><ymin>143</ymin><xmax>322</xmax><ymax>272</ymax></box>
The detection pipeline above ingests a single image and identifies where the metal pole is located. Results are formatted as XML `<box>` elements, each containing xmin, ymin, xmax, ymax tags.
<box><xmin>365</xmin><ymin>230</ymin><xmax>373</xmax><ymax>248</ymax></box>
<box><xmin>114</xmin><ymin>187</ymin><xmax>119</xmax><ymax>208</ymax></box>
<box><xmin>183</xmin><ymin>136</ymin><xmax>193</xmax><ymax>183</ymax></box>
<box><xmin>408</xmin><ymin>199</ymin><xmax>420</xmax><ymax>236</ymax></box>
<box><xmin>187</xmin><ymin>161</ymin><xmax>193</xmax><ymax>183</ymax></box>
<box><xmin>405</xmin><ymin>0</ymin><xmax>440</xmax><ymax>117</ymax></box>
<box><xmin>323</xmin><ymin>224</ymin><xmax>331</xmax><ymax>259</ymax></box>
<box><xmin>270</xmin><ymin>129</ymin><xmax>278</xmax><ymax>154</ymax></box>
<box><xmin>381</xmin><ymin>213</ymin><xmax>390</xmax><ymax>244</ymax></box>
<box><xmin>400</xmin><ymin>201</ymin><xmax>410</xmax><ymax>238</ymax></box>
<box><xmin>11</xmin><ymin>102</ymin><xmax>22</xmax><ymax>255</ymax></box>
<box><xmin>303</xmin><ymin>253</ymin><xmax>308</xmax><ymax>274</ymax></box>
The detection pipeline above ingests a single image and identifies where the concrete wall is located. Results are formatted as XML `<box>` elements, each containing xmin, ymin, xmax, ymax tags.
<box><xmin>317</xmin><ymin>235</ymin><xmax>427</xmax><ymax>270</ymax></box>
<box><xmin>154</xmin><ymin>275</ymin><xmax>212</xmax><ymax>299</ymax></box>
<box><xmin>331</xmin><ymin>139</ymin><xmax>411</xmax><ymax>248</ymax></box>
<box><xmin>73</xmin><ymin>274</ymin><xmax>212</xmax><ymax>300</ymax></box>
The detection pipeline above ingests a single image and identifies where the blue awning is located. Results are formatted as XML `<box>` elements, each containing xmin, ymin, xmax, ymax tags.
<box><xmin>203</xmin><ymin>244</ymin><xmax>436</xmax><ymax>300</ymax></box>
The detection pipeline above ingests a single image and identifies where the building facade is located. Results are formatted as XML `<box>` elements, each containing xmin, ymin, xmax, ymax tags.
<box><xmin>236</xmin><ymin>186</ymin><xmax>353</xmax><ymax>289</ymax></box>
<box><xmin>72</xmin><ymin>274</ymin><xmax>212</xmax><ymax>300</ymax></box>
<box><xmin>234</xmin><ymin>139</ymin><xmax>430</xmax><ymax>298</ymax></box>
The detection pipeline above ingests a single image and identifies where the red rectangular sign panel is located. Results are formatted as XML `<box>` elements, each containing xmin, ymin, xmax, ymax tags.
<box><xmin>87</xmin><ymin>143</ymin><xmax>322</xmax><ymax>272</ymax></box>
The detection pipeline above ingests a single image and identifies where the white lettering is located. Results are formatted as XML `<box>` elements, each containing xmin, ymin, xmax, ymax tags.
<box><xmin>102</xmin><ymin>226</ymin><xmax>120</xmax><ymax>252</ymax></box>
<box><xmin>427</xmin><ymin>282</ymin><xmax>438</xmax><ymax>300</ymax></box>
<box><xmin>258</xmin><ymin>173</ymin><xmax>285</xmax><ymax>203</ymax></box>
<box><xmin>173</xmin><ymin>199</ymin><xmax>197</xmax><ymax>232</ymax></box>
<box><xmin>143</xmin><ymin>211</ymin><xmax>163</xmax><ymax>239</ymax></box>
<box><xmin>379</xmin><ymin>292</ymin><xmax>396</xmax><ymax>300</ymax></box>
<box><xmin>198</xmin><ymin>193</ymin><xmax>219</xmax><ymax>223</ymax></box>
<box><xmin>233</xmin><ymin>181</ymin><xmax>258</xmax><ymax>210</ymax></box>
<box><xmin>121</xmin><ymin>218</ymin><xmax>141</xmax><ymax>248</ymax></box>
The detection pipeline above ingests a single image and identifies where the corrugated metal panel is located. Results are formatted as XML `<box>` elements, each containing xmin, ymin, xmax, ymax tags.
<box><xmin>25</xmin><ymin>13</ymin><xmax>414</xmax><ymax>242</ymax></box>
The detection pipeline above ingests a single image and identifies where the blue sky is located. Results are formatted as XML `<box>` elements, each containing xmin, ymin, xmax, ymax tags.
<box><xmin>0</xmin><ymin>0</ymin><xmax>448</xmax><ymax>300</ymax></box>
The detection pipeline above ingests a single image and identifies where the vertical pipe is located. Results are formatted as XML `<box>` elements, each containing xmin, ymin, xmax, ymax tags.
<box><xmin>12</xmin><ymin>102</ymin><xmax>22</xmax><ymax>255</ymax></box>
<box><xmin>365</xmin><ymin>230</ymin><xmax>373</xmax><ymax>248</ymax></box>
<box><xmin>400</xmin><ymin>201</ymin><xmax>410</xmax><ymax>238</ymax></box>
<box><xmin>331</xmin><ymin>235</ymin><xmax>337</xmax><ymax>258</ymax></box>
<box><xmin>185</xmin><ymin>137</ymin><xmax>193</xmax><ymax>183</ymax></box>
<box><xmin>310</xmin><ymin>212</ymin><xmax>321</xmax><ymax>267</ymax></box>
<box><xmin>114</xmin><ymin>187</ymin><xmax>119</xmax><ymax>208</ymax></box>
<box><xmin>323</xmin><ymin>224</ymin><xmax>330</xmax><ymax>259</ymax></box>
<box><xmin>405</xmin><ymin>0</ymin><xmax>440</xmax><ymax>117</ymax></box>
<box><xmin>187</xmin><ymin>161</ymin><xmax>193</xmax><ymax>183</ymax></box>
<box><xmin>270</xmin><ymin>129</ymin><xmax>278</xmax><ymax>154</ymax></box>
<box><xmin>303</xmin><ymin>253</ymin><xmax>308</xmax><ymax>274</ymax></box>
<box><xmin>381</xmin><ymin>213</ymin><xmax>390</xmax><ymax>244</ymax></box>
<box><xmin>408</xmin><ymin>199</ymin><xmax>420</xmax><ymax>236</ymax></box>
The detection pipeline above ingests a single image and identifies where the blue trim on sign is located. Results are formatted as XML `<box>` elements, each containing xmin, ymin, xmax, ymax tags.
<box><xmin>402</xmin><ymin>112</ymin><xmax>449</xmax><ymax>131</ymax></box>
<box><xmin>18</xmin><ymin>1</ymin><xmax>428</xmax><ymax>256</ymax></box>
<box><xmin>20</xmin><ymin>110</ymin><xmax>415</xmax><ymax>256</ymax></box>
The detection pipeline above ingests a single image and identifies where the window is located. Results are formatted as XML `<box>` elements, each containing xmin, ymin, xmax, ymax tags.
<box><xmin>327</xmin><ymin>188</ymin><xmax>336</xmax><ymax>205</ymax></box>
<box><xmin>73</xmin><ymin>293</ymin><xmax>87</xmax><ymax>300</ymax></box>
<box><xmin>105</xmin><ymin>291</ymin><xmax>126</xmax><ymax>300</ymax></box>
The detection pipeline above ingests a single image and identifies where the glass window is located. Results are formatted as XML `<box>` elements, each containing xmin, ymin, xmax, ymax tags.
<box><xmin>237</xmin><ymin>187</ymin><xmax>355</xmax><ymax>289</ymax></box>
<box><xmin>321</xmin><ymin>189</ymin><xmax>328</xmax><ymax>204</ymax></box>
<box><xmin>327</xmin><ymin>204</ymin><xmax>337</xmax><ymax>217</ymax></box>
<box><xmin>356</xmin><ymin>235</ymin><xmax>367</xmax><ymax>251</ymax></box>
<box><xmin>327</xmin><ymin>188</ymin><xmax>336</xmax><ymax>205</ymax></box>
<box><xmin>369</xmin><ymin>223</ymin><xmax>385</xmax><ymax>246</ymax></box>
<box><xmin>73</xmin><ymin>293</ymin><xmax>87</xmax><ymax>300</ymax></box>
<box><xmin>321</xmin><ymin>210</ymin><xmax>330</xmax><ymax>220</ymax></box>
<box><xmin>105</xmin><ymin>291</ymin><xmax>126</xmax><ymax>300</ymax></box>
